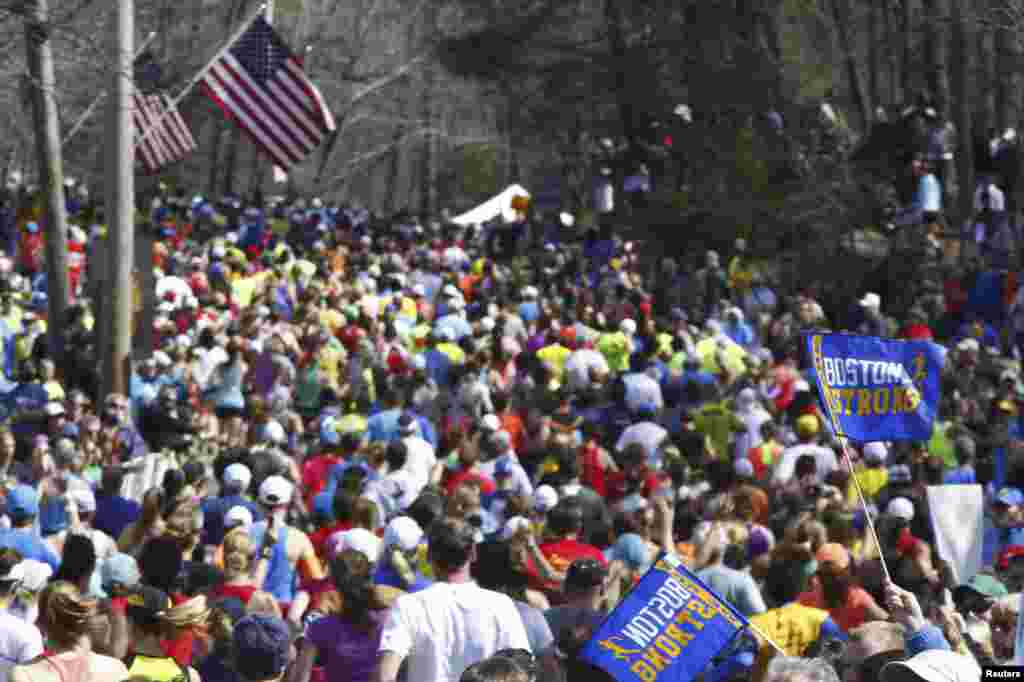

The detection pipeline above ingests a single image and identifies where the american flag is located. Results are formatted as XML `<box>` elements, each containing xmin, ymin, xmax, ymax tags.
<box><xmin>133</xmin><ymin>93</ymin><xmax>197</xmax><ymax>174</ymax></box>
<box><xmin>201</xmin><ymin>16</ymin><xmax>336</xmax><ymax>170</ymax></box>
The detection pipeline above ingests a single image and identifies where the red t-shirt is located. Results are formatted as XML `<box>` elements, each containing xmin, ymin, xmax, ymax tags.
<box><xmin>159</xmin><ymin>594</ymin><xmax>196</xmax><ymax>665</ymax></box>
<box><xmin>538</xmin><ymin>539</ymin><xmax>608</xmax><ymax>575</ymax></box>
<box><xmin>581</xmin><ymin>443</ymin><xmax>608</xmax><ymax>497</ymax></box>
<box><xmin>604</xmin><ymin>469</ymin><xmax>660</xmax><ymax>504</ymax></box>
<box><xmin>444</xmin><ymin>468</ymin><xmax>497</xmax><ymax>496</ymax></box>
<box><xmin>310</xmin><ymin>521</ymin><xmax>354</xmax><ymax>558</ymax></box>
<box><xmin>302</xmin><ymin>454</ymin><xmax>342</xmax><ymax>507</ymax></box>
<box><xmin>210</xmin><ymin>583</ymin><xmax>259</xmax><ymax>605</ymax></box>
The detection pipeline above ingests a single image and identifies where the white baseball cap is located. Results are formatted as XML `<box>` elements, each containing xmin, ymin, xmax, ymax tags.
<box><xmin>222</xmin><ymin>463</ymin><xmax>252</xmax><ymax>489</ymax></box>
<box><xmin>533</xmin><ymin>485</ymin><xmax>558</xmax><ymax>513</ymax></box>
<box><xmin>258</xmin><ymin>475</ymin><xmax>294</xmax><ymax>507</ymax></box>
<box><xmin>863</xmin><ymin>442</ymin><xmax>888</xmax><ymax>464</ymax></box>
<box><xmin>887</xmin><ymin>496</ymin><xmax>915</xmax><ymax>522</ymax></box>
<box><xmin>382</xmin><ymin>516</ymin><xmax>423</xmax><ymax>553</ymax></box>
<box><xmin>328</xmin><ymin>527</ymin><xmax>382</xmax><ymax>563</ymax></box>
<box><xmin>500</xmin><ymin>516</ymin><xmax>532</xmax><ymax>541</ymax></box>
<box><xmin>224</xmin><ymin>505</ymin><xmax>253</xmax><ymax>530</ymax></box>
<box><xmin>263</xmin><ymin>420</ymin><xmax>287</xmax><ymax>445</ymax></box>
<box><xmin>68</xmin><ymin>488</ymin><xmax>96</xmax><ymax>513</ymax></box>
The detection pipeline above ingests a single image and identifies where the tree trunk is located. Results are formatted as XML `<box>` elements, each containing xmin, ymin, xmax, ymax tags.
<box><xmin>920</xmin><ymin>0</ymin><xmax>949</xmax><ymax>115</ymax></box>
<box><xmin>887</xmin><ymin>0</ymin><xmax>900</xmax><ymax>106</ymax></box>
<box><xmin>868</xmin><ymin>0</ymin><xmax>882</xmax><ymax>111</ymax></box>
<box><xmin>831</xmin><ymin>0</ymin><xmax>871</xmax><ymax>130</ymax></box>
<box><xmin>951</xmin><ymin>0</ymin><xmax>973</xmax><ymax>230</ymax></box>
<box><xmin>206</xmin><ymin>122</ymin><xmax>223</xmax><ymax>195</ymax></box>
<box><xmin>605</xmin><ymin>0</ymin><xmax>639</xmax><ymax>165</ymax></box>
<box><xmin>24</xmin><ymin>0</ymin><xmax>70</xmax><ymax>368</ymax></box>
<box><xmin>418</xmin><ymin>4</ymin><xmax>440</xmax><ymax>216</ymax></box>
<box><xmin>995</xmin><ymin>25</ymin><xmax>1018</xmax><ymax>133</ymax></box>
<box><xmin>901</xmin><ymin>0</ymin><xmax>914</xmax><ymax>105</ymax></box>
<box><xmin>976</xmin><ymin>12</ymin><xmax>995</xmax><ymax>137</ymax></box>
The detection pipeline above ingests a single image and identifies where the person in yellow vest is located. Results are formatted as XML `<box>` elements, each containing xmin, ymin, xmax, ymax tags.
<box><xmin>537</xmin><ymin>327</ymin><xmax>575</xmax><ymax>386</ymax></box>
<box><xmin>435</xmin><ymin>327</ymin><xmax>465</xmax><ymax>365</ymax></box>
<box><xmin>728</xmin><ymin>237</ymin><xmax>755</xmax><ymax>297</ymax></box>
<box><xmin>748</xmin><ymin>421</ymin><xmax>784</xmax><ymax>481</ymax></box>
<box><xmin>847</xmin><ymin>441</ymin><xmax>889</xmax><ymax>506</ymax></box>
<box><xmin>597</xmin><ymin>318</ymin><xmax>635</xmax><ymax>373</ymax></box>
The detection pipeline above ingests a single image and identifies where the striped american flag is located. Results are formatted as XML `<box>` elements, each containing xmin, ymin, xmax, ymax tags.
<box><xmin>133</xmin><ymin>93</ymin><xmax>197</xmax><ymax>174</ymax></box>
<box><xmin>200</xmin><ymin>16</ymin><xmax>336</xmax><ymax>170</ymax></box>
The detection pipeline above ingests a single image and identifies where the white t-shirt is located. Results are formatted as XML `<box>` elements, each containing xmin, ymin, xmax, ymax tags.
<box><xmin>400</xmin><ymin>436</ymin><xmax>437</xmax><ymax>495</ymax></box>
<box><xmin>0</xmin><ymin>610</ymin><xmax>43</xmax><ymax>680</ymax></box>
<box><xmin>565</xmin><ymin>349</ymin><xmax>609</xmax><ymax>390</ymax></box>
<box><xmin>379</xmin><ymin>582</ymin><xmax>530</xmax><ymax>682</ymax></box>
<box><xmin>772</xmin><ymin>443</ymin><xmax>839</xmax><ymax>485</ymax></box>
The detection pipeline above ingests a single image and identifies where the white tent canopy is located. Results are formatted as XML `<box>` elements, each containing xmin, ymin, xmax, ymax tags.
<box><xmin>452</xmin><ymin>184</ymin><xmax>531</xmax><ymax>227</ymax></box>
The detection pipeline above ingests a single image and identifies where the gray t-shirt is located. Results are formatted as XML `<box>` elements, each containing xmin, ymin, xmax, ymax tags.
<box><xmin>697</xmin><ymin>564</ymin><xmax>767</xmax><ymax>617</ymax></box>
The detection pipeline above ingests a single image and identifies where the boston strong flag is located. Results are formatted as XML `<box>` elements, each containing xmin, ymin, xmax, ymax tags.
<box><xmin>581</xmin><ymin>552</ymin><xmax>747</xmax><ymax>682</ymax></box>
<box><xmin>804</xmin><ymin>332</ymin><xmax>945</xmax><ymax>442</ymax></box>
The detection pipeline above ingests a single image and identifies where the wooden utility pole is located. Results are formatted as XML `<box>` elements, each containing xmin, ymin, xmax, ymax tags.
<box><xmin>102</xmin><ymin>0</ymin><xmax>135</xmax><ymax>398</ymax></box>
<box><xmin>24</xmin><ymin>0</ymin><xmax>70</xmax><ymax>368</ymax></box>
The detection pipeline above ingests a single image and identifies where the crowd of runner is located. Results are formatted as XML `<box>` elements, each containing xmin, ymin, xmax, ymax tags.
<box><xmin>0</xmin><ymin>173</ymin><xmax>1016</xmax><ymax>682</ymax></box>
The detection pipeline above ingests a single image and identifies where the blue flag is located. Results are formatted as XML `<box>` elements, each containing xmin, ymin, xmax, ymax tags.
<box><xmin>805</xmin><ymin>332</ymin><xmax>946</xmax><ymax>442</ymax></box>
<box><xmin>581</xmin><ymin>553</ymin><xmax>747</xmax><ymax>682</ymax></box>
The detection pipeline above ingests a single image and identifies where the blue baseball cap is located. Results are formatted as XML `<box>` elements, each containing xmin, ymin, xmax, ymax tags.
<box><xmin>6</xmin><ymin>485</ymin><xmax>39</xmax><ymax>517</ymax></box>
<box><xmin>996</xmin><ymin>487</ymin><xmax>1024</xmax><ymax>507</ymax></box>
<box><xmin>232</xmin><ymin>614</ymin><xmax>291</xmax><ymax>681</ymax></box>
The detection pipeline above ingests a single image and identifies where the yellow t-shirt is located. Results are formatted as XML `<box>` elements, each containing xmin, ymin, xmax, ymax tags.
<box><xmin>847</xmin><ymin>466</ymin><xmax>888</xmax><ymax>504</ymax></box>
<box><xmin>597</xmin><ymin>332</ymin><xmax>631</xmax><ymax>373</ymax></box>
<box><xmin>318</xmin><ymin>341</ymin><xmax>346</xmax><ymax>389</ymax></box>
<box><xmin>437</xmin><ymin>342</ymin><xmax>465</xmax><ymax>365</ymax></box>
<box><xmin>44</xmin><ymin>380</ymin><xmax>65</xmax><ymax>402</ymax></box>
<box><xmin>537</xmin><ymin>343</ymin><xmax>572</xmax><ymax>381</ymax></box>
<box><xmin>750</xmin><ymin>603</ymin><xmax>829</xmax><ymax>658</ymax></box>
<box><xmin>319</xmin><ymin>308</ymin><xmax>346</xmax><ymax>335</ymax></box>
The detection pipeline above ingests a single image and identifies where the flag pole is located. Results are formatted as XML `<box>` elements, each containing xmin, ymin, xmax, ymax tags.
<box><xmin>746</xmin><ymin>621</ymin><xmax>788</xmax><ymax>658</ymax></box>
<box><xmin>135</xmin><ymin>1</ymin><xmax>267</xmax><ymax>148</ymax></box>
<box><xmin>62</xmin><ymin>31</ymin><xmax>157</xmax><ymax>147</ymax></box>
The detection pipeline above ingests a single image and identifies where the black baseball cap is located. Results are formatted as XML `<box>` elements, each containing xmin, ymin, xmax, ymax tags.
<box><xmin>564</xmin><ymin>558</ymin><xmax>607</xmax><ymax>592</ymax></box>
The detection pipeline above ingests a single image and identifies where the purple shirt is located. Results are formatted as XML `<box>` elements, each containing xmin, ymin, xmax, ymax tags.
<box><xmin>306</xmin><ymin>611</ymin><xmax>384</xmax><ymax>682</ymax></box>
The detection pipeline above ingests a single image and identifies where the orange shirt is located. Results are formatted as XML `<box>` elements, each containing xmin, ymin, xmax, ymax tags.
<box><xmin>797</xmin><ymin>584</ymin><xmax>880</xmax><ymax>632</ymax></box>
<box><xmin>500</xmin><ymin>412</ymin><xmax>525</xmax><ymax>453</ymax></box>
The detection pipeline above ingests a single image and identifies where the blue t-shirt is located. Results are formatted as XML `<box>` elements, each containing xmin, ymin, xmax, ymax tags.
<box><xmin>367</xmin><ymin>408</ymin><xmax>402</xmax><ymax>443</ymax></box>
<box><xmin>519</xmin><ymin>301</ymin><xmax>540</xmax><ymax>323</ymax></box>
<box><xmin>373</xmin><ymin>563</ymin><xmax>432</xmax><ymax>593</ymax></box>
<box><xmin>944</xmin><ymin>467</ymin><xmax>976</xmax><ymax>485</ymax></box>
<box><xmin>0</xmin><ymin>527</ymin><xmax>59</xmax><ymax>571</ymax></box>
<box><xmin>423</xmin><ymin>350</ymin><xmax>453</xmax><ymax>388</ymax></box>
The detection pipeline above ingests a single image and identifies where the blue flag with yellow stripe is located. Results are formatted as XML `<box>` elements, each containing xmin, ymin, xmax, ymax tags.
<box><xmin>581</xmin><ymin>552</ymin><xmax>747</xmax><ymax>682</ymax></box>
<box><xmin>804</xmin><ymin>332</ymin><xmax>945</xmax><ymax>442</ymax></box>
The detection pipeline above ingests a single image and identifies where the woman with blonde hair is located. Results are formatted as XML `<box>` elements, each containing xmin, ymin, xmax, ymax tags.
<box><xmin>10</xmin><ymin>581</ymin><xmax>128</xmax><ymax>682</ymax></box>
<box><xmin>210</xmin><ymin>528</ymin><xmax>272</xmax><ymax>606</ymax></box>
<box><xmin>124</xmin><ymin>586</ymin><xmax>208</xmax><ymax>682</ymax></box>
